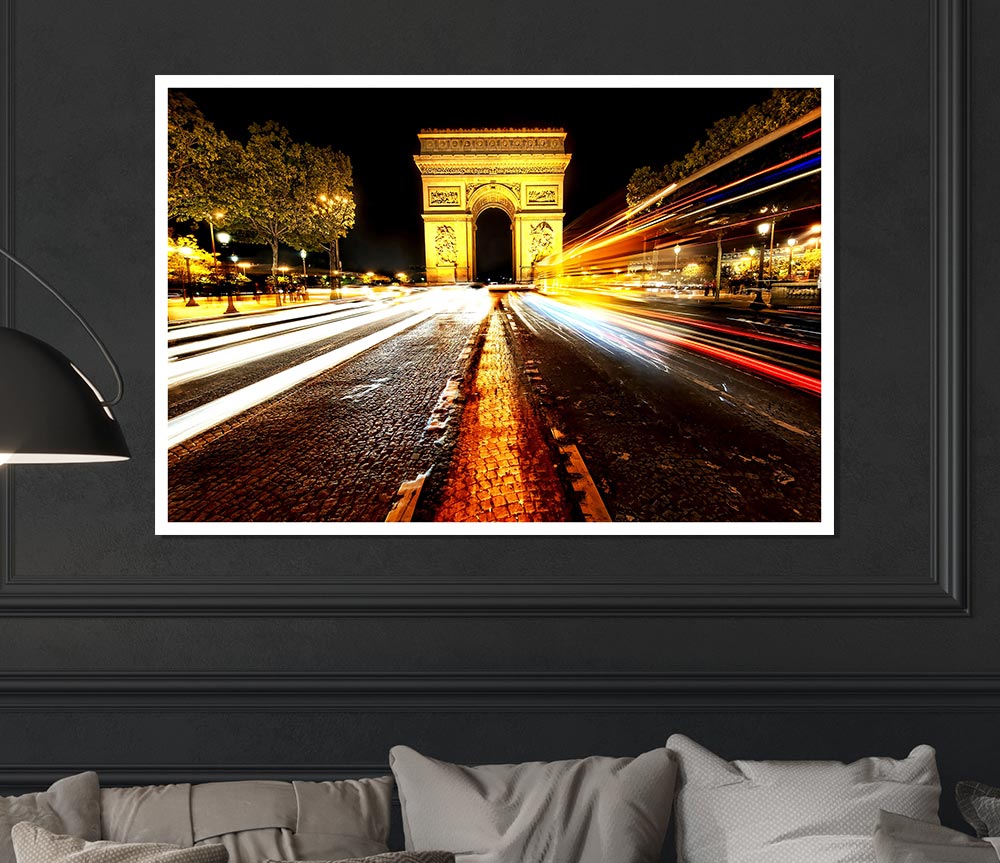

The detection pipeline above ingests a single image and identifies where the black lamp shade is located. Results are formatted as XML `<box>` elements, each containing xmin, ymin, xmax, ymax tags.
<box><xmin>0</xmin><ymin>326</ymin><xmax>129</xmax><ymax>463</ymax></box>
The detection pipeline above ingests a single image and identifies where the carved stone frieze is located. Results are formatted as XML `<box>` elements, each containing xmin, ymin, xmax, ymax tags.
<box><xmin>417</xmin><ymin>161</ymin><xmax>569</xmax><ymax>176</ymax></box>
<box><xmin>466</xmin><ymin>182</ymin><xmax>520</xmax><ymax>203</ymax></box>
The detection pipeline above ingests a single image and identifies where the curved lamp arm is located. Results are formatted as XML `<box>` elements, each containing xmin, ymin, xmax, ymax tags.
<box><xmin>0</xmin><ymin>246</ymin><xmax>124</xmax><ymax>406</ymax></box>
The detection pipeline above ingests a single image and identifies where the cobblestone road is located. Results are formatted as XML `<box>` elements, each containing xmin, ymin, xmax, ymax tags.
<box><xmin>430</xmin><ymin>306</ymin><xmax>570</xmax><ymax>523</ymax></box>
<box><xmin>168</xmin><ymin>306</ymin><xmax>484</xmax><ymax>522</ymax></box>
<box><xmin>507</xmin><ymin>293</ymin><xmax>821</xmax><ymax>522</ymax></box>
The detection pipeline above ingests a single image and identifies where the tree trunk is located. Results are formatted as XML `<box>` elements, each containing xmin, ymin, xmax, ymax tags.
<box><xmin>333</xmin><ymin>236</ymin><xmax>342</xmax><ymax>300</ymax></box>
<box><xmin>327</xmin><ymin>243</ymin><xmax>337</xmax><ymax>301</ymax></box>
<box><xmin>270</xmin><ymin>240</ymin><xmax>282</xmax><ymax>306</ymax></box>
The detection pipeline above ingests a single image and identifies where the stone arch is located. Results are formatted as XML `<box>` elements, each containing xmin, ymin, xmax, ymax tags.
<box><xmin>414</xmin><ymin>129</ymin><xmax>571</xmax><ymax>284</ymax></box>
<box><xmin>468</xmin><ymin>186</ymin><xmax>518</xmax><ymax>281</ymax></box>
<box><xmin>468</xmin><ymin>184</ymin><xmax>518</xmax><ymax>221</ymax></box>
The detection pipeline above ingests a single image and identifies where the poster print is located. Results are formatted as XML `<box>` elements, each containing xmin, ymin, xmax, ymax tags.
<box><xmin>156</xmin><ymin>75</ymin><xmax>832</xmax><ymax>535</ymax></box>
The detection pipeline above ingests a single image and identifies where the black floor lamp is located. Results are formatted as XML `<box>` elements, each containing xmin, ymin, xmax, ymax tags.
<box><xmin>0</xmin><ymin>247</ymin><xmax>129</xmax><ymax>464</ymax></box>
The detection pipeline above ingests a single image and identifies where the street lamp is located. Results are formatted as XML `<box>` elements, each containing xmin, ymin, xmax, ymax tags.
<box><xmin>178</xmin><ymin>245</ymin><xmax>197</xmax><ymax>307</ymax></box>
<box><xmin>757</xmin><ymin>222</ymin><xmax>771</xmax><ymax>284</ymax></box>
<box><xmin>214</xmin><ymin>232</ymin><xmax>237</xmax><ymax>315</ymax></box>
<box><xmin>299</xmin><ymin>248</ymin><xmax>308</xmax><ymax>276</ymax></box>
<box><xmin>674</xmin><ymin>244</ymin><xmax>681</xmax><ymax>273</ymax></box>
<box><xmin>207</xmin><ymin>211</ymin><xmax>224</xmax><ymax>275</ymax></box>
<box><xmin>786</xmin><ymin>238</ymin><xmax>796</xmax><ymax>280</ymax></box>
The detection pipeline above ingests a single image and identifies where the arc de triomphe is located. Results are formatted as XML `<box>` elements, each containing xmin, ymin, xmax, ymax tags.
<box><xmin>413</xmin><ymin>129</ymin><xmax>571</xmax><ymax>284</ymax></box>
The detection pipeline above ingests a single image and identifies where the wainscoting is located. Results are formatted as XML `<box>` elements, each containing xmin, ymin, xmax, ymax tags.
<box><xmin>2</xmin><ymin>671</ymin><xmax>999</xmax><ymax>857</ymax></box>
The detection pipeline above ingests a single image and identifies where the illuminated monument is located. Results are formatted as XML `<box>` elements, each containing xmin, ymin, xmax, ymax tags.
<box><xmin>414</xmin><ymin>129</ymin><xmax>571</xmax><ymax>284</ymax></box>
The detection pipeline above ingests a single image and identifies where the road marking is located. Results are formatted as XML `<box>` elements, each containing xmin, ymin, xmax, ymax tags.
<box><xmin>167</xmin><ymin>308</ymin><xmax>437</xmax><ymax>449</ymax></box>
<box><xmin>385</xmin><ymin>470</ymin><xmax>431</xmax><ymax>522</ymax></box>
<box><xmin>688</xmin><ymin>376</ymin><xmax>812</xmax><ymax>437</ymax></box>
<box><xmin>551</xmin><ymin>428</ymin><xmax>611</xmax><ymax>522</ymax></box>
<box><xmin>340</xmin><ymin>379</ymin><xmax>388</xmax><ymax>401</ymax></box>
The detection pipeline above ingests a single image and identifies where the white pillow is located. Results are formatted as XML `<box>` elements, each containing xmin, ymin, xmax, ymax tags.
<box><xmin>10</xmin><ymin>823</ymin><xmax>228</xmax><ymax>863</ymax></box>
<box><xmin>667</xmin><ymin>734</ymin><xmax>941</xmax><ymax>863</ymax></box>
<box><xmin>873</xmin><ymin>811</ymin><xmax>996</xmax><ymax>863</ymax></box>
<box><xmin>389</xmin><ymin>745</ymin><xmax>676</xmax><ymax>863</ymax></box>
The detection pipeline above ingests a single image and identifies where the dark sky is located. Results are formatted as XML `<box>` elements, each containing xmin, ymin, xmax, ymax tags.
<box><xmin>180</xmin><ymin>87</ymin><xmax>771</xmax><ymax>274</ymax></box>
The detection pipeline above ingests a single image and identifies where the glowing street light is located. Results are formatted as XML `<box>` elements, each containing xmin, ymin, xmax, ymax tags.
<box><xmin>212</xmin><ymin>232</ymin><xmax>237</xmax><ymax>315</ymax></box>
<box><xmin>674</xmin><ymin>244</ymin><xmax>681</xmax><ymax>273</ymax></box>
<box><xmin>757</xmin><ymin>222</ymin><xmax>772</xmax><ymax>284</ymax></box>
<box><xmin>299</xmin><ymin>248</ymin><xmax>308</xmax><ymax>276</ymax></box>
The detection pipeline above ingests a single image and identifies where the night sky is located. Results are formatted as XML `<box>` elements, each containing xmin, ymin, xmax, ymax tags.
<box><xmin>179</xmin><ymin>87</ymin><xmax>771</xmax><ymax>275</ymax></box>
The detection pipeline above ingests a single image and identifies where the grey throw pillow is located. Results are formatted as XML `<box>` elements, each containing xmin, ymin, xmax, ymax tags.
<box><xmin>389</xmin><ymin>745</ymin><xmax>676</xmax><ymax>863</ymax></box>
<box><xmin>957</xmin><ymin>780</ymin><xmax>1000</xmax><ymax>838</ymax></box>
<box><xmin>873</xmin><ymin>810</ymin><xmax>996</xmax><ymax>862</ymax></box>
<box><xmin>10</xmin><ymin>823</ymin><xmax>229</xmax><ymax>863</ymax></box>
<box><xmin>101</xmin><ymin>778</ymin><xmax>394</xmax><ymax>863</ymax></box>
<box><xmin>667</xmin><ymin>734</ymin><xmax>941</xmax><ymax>863</ymax></box>
<box><xmin>1</xmin><ymin>773</ymin><xmax>101</xmax><ymax>863</ymax></box>
<box><xmin>264</xmin><ymin>855</ymin><xmax>454</xmax><ymax>863</ymax></box>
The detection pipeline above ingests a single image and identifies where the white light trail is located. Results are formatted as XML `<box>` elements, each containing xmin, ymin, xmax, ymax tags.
<box><xmin>168</xmin><ymin>299</ymin><xmax>374</xmax><ymax>341</ymax></box>
<box><xmin>167</xmin><ymin>306</ymin><xmax>438</xmax><ymax>449</ymax></box>
<box><xmin>167</xmin><ymin>298</ymin><xmax>430</xmax><ymax>387</ymax></box>
<box><xmin>167</xmin><ymin>303</ymin><xmax>380</xmax><ymax>360</ymax></box>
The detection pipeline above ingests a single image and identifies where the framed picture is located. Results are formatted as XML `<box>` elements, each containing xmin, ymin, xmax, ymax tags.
<box><xmin>0</xmin><ymin>0</ymin><xmax>967</xmax><ymax>615</ymax></box>
<box><xmin>154</xmin><ymin>75</ymin><xmax>833</xmax><ymax>537</ymax></box>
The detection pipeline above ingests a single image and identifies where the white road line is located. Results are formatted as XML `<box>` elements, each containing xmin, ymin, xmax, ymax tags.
<box><xmin>168</xmin><ymin>308</ymin><xmax>438</xmax><ymax>449</ymax></box>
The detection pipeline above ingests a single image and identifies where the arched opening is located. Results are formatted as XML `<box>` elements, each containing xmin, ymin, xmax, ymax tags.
<box><xmin>475</xmin><ymin>208</ymin><xmax>513</xmax><ymax>283</ymax></box>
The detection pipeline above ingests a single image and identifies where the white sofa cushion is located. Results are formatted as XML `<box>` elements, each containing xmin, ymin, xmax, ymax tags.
<box><xmin>11</xmin><ymin>823</ymin><xmax>227</xmax><ymax>863</ymax></box>
<box><xmin>667</xmin><ymin>734</ymin><xmax>940</xmax><ymax>863</ymax></box>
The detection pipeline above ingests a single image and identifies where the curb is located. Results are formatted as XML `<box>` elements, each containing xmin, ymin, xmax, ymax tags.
<box><xmin>383</xmin><ymin>310</ymin><xmax>492</xmax><ymax>522</ymax></box>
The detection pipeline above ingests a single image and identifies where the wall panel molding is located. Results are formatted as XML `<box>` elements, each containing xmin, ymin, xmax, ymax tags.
<box><xmin>1</xmin><ymin>671</ymin><xmax>999</xmax><ymax>711</ymax></box>
<box><xmin>0</xmin><ymin>0</ymin><xmax>971</xmax><ymax>616</ymax></box>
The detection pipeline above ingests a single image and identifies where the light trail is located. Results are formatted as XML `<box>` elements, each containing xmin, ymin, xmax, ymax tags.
<box><xmin>168</xmin><ymin>298</ymin><xmax>375</xmax><ymax>341</ymax></box>
<box><xmin>168</xmin><ymin>301</ymin><xmax>385</xmax><ymax>359</ymax></box>
<box><xmin>561</xmin><ymin>290</ymin><xmax>820</xmax><ymax>353</ymax></box>
<box><xmin>514</xmin><ymin>292</ymin><xmax>821</xmax><ymax>396</ymax></box>
<box><xmin>167</xmin><ymin>306</ymin><xmax>439</xmax><ymax>449</ymax></box>
<box><xmin>167</xmin><ymin>289</ymin><xmax>493</xmax><ymax>449</ymax></box>
<box><xmin>548</xmin><ymin>109</ymin><xmax>822</xmax><ymax>269</ymax></box>
<box><xmin>166</xmin><ymin>295</ymin><xmax>434</xmax><ymax>388</ymax></box>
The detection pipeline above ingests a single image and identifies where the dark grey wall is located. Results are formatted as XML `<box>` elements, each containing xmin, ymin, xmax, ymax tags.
<box><xmin>0</xmin><ymin>0</ymin><xmax>998</xmax><ymax>859</ymax></box>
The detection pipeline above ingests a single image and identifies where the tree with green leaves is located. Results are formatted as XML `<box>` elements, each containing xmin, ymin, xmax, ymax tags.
<box><xmin>220</xmin><ymin>121</ymin><xmax>315</xmax><ymax>296</ymax></box>
<box><xmin>291</xmin><ymin>144</ymin><xmax>356</xmax><ymax>297</ymax></box>
<box><xmin>167</xmin><ymin>92</ymin><xmax>229</xmax><ymax>224</ymax></box>
<box><xmin>626</xmin><ymin>88</ymin><xmax>821</xmax><ymax>207</ymax></box>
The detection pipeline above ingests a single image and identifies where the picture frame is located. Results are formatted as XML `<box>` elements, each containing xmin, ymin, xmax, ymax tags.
<box><xmin>0</xmin><ymin>0</ymin><xmax>968</xmax><ymax>616</ymax></box>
